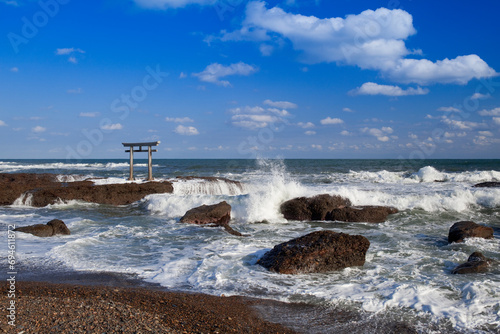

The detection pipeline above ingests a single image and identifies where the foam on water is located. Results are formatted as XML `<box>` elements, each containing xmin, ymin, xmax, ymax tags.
<box><xmin>2</xmin><ymin>159</ymin><xmax>499</xmax><ymax>333</ymax></box>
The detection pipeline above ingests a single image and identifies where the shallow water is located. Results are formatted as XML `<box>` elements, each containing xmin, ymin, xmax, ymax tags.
<box><xmin>1</xmin><ymin>158</ymin><xmax>499</xmax><ymax>333</ymax></box>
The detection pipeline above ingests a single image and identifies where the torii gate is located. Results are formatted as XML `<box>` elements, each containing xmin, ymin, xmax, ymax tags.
<box><xmin>122</xmin><ymin>141</ymin><xmax>160</xmax><ymax>181</ymax></box>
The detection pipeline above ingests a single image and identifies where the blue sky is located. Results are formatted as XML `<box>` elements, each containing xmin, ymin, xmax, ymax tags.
<box><xmin>1</xmin><ymin>0</ymin><xmax>499</xmax><ymax>159</ymax></box>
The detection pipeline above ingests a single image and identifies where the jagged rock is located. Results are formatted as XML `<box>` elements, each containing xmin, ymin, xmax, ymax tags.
<box><xmin>257</xmin><ymin>230</ymin><xmax>370</xmax><ymax>274</ymax></box>
<box><xmin>14</xmin><ymin>219</ymin><xmax>70</xmax><ymax>237</ymax></box>
<box><xmin>180</xmin><ymin>201</ymin><xmax>244</xmax><ymax>236</ymax></box>
<box><xmin>326</xmin><ymin>206</ymin><xmax>399</xmax><ymax>223</ymax></box>
<box><xmin>180</xmin><ymin>201</ymin><xmax>231</xmax><ymax>225</ymax></box>
<box><xmin>280</xmin><ymin>194</ymin><xmax>351</xmax><ymax>221</ymax></box>
<box><xmin>448</xmin><ymin>221</ymin><xmax>494</xmax><ymax>243</ymax></box>
<box><xmin>452</xmin><ymin>252</ymin><xmax>491</xmax><ymax>274</ymax></box>
<box><xmin>0</xmin><ymin>173</ymin><xmax>175</xmax><ymax>207</ymax></box>
<box><xmin>473</xmin><ymin>182</ymin><xmax>500</xmax><ymax>188</ymax></box>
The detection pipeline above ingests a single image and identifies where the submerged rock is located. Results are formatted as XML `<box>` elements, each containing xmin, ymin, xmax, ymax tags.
<box><xmin>280</xmin><ymin>194</ymin><xmax>351</xmax><ymax>221</ymax></box>
<box><xmin>473</xmin><ymin>182</ymin><xmax>500</xmax><ymax>188</ymax></box>
<box><xmin>452</xmin><ymin>252</ymin><xmax>491</xmax><ymax>274</ymax></box>
<box><xmin>326</xmin><ymin>206</ymin><xmax>399</xmax><ymax>223</ymax></box>
<box><xmin>14</xmin><ymin>219</ymin><xmax>70</xmax><ymax>237</ymax></box>
<box><xmin>257</xmin><ymin>230</ymin><xmax>370</xmax><ymax>274</ymax></box>
<box><xmin>448</xmin><ymin>221</ymin><xmax>494</xmax><ymax>243</ymax></box>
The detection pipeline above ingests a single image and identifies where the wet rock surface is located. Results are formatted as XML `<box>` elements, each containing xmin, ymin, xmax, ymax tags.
<box><xmin>452</xmin><ymin>252</ymin><xmax>492</xmax><ymax>274</ymax></box>
<box><xmin>448</xmin><ymin>221</ymin><xmax>494</xmax><ymax>243</ymax></box>
<box><xmin>258</xmin><ymin>230</ymin><xmax>370</xmax><ymax>274</ymax></box>
<box><xmin>180</xmin><ymin>201</ymin><xmax>244</xmax><ymax>236</ymax></box>
<box><xmin>14</xmin><ymin>219</ymin><xmax>70</xmax><ymax>237</ymax></box>
<box><xmin>326</xmin><ymin>206</ymin><xmax>399</xmax><ymax>223</ymax></box>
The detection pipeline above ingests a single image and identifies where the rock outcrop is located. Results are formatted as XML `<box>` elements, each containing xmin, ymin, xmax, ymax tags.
<box><xmin>257</xmin><ymin>230</ymin><xmax>370</xmax><ymax>274</ymax></box>
<box><xmin>280</xmin><ymin>194</ymin><xmax>351</xmax><ymax>221</ymax></box>
<box><xmin>280</xmin><ymin>194</ymin><xmax>398</xmax><ymax>223</ymax></box>
<box><xmin>14</xmin><ymin>219</ymin><xmax>70</xmax><ymax>237</ymax></box>
<box><xmin>448</xmin><ymin>221</ymin><xmax>494</xmax><ymax>243</ymax></box>
<box><xmin>452</xmin><ymin>252</ymin><xmax>492</xmax><ymax>274</ymax></box>
<box><xmin>0</xmin><ymin>173</ymin><xmax>173</xmax><ymax>207</ymax></box>
<box><xmin>326</xmin><ymin>206</ymin><xmax>399</xmax><ymax>223</ymax></box>
<box><xmin>180</xmin><ymin>201</ymin><xmax>242</xmax><ymax>236</ymax></box>
<box><xmin>473</xmin><ymin>182</ymin><xmax>500</xmax><ymax>188</ymax></box>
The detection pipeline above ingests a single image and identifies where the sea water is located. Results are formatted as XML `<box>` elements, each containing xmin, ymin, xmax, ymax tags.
<box><xmin>0</xmin><ymin>159</ymin><xmax>499</xmax><ymax>333</ymax></box>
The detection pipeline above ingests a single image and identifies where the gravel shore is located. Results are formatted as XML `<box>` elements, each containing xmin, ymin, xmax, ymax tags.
<box><xmin>2</xmin><ymin>281</ymin><xmax>295</xmax><ymax>333</ymax></box>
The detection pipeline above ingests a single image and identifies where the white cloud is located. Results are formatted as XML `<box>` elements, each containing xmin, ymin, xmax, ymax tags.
<box><xmin>440</xmin><ymin>116</ymin><xmax>483</xmax><ymax>130</ymax></box>
<box><xmin>343</xmin><ymin>107</ymin><xmax>354</xmax><ymax>112</ymax></box>
<box><xmin>471</xmin><ymin>92</ymin><xmax>491</xmax><ymax>100</ymax></box>
<box><xmin>0</xmin><ymin>120</ymin><xmax>7</xmax><ymax>126</ymax></box>
<box><xmin>478</xmin><ymin>131</ymin><xmax>493</xmax><ymax>137</ymax></box>
<box><xmin>478</xmin><ymin>107</ymin><xmax>500</xmax><ymax>116</ymax></box>
<box><xmin>311</xmin><ymin>144</ymin><xmax>322</xmax><ymax>150</ymax></box>
<box><xmin>362</xmin><ymin>127</ymin><xmax>393</xmax><ymax>142</ymax></box>
<box><xmin>297</xmin><ymin>121</ymin><xmax>315</xmax><ymax>128</ymax></box>
<box><xmin>438</xmin><ymin>106</ymin><xmax>461</xmax><ymax>113</ymax></box>
<box><xmin>56</xmin><ymin>48</ymin><xmax>85</xmax><ymax>55</ymax></box>
<box><xmin>10</xmin><ymin>67</ymin><xmax>18</xmax><ymax>72</ymax></box>
<box><xmin>179</xmin><ymin>72</ymin><xmax>187</xmax><ymax>79</ymax></box>
<box><xmin>263</xmin><ymin>99</ymin><xmax>298</xmax><ymax>109</ymax></box>
<box><xmin>133</xmin><ymin>0</ymin><xmax>215</xmax><ymax>9</ymax></box>
<box><xmin>101</xmin><ymin>123</ymin><xmax>123</xmax><ymax>130</ymax></box>
<box><xmin>165</xmin><ymin>117</ymin><xmax>194</xmax><ymax>123</ymax></box>
<box><xmin>231</xmin><ymin>114</ymin><xmax>278</xmax><ymax>129</ymax></box>
<box><xmin>305</xmin><ymin>131</ymin><xmax>316</xmax><ymax>135</ymax></box>
<box><xmin>320</xmin><ymin>117</ymin><xmax>344</xmax><ymax>125</ymax></box>
<box><xmin>221</xmin><ymin>1</ymin><xmax>496</xmax><ymax>85</ymax></box>
<box><xmin>340</xmin><ymin>130</ymin><xmax>351</xmax><ymax>136</ymax></box>
<box><xmin>493</xmin><ymin>117</ymin><xmax>500</xmax><ymax>126</ymax></box>
<box><xmin>32</xmin><ymin>126</ymin><xmax>46</xmax><ymax>133</ymax></box>
<box><xmin>174</xmin><ymin>125</ymin><xmax>199</xmax><ymax>135</ymax></box>
<box><xmin>193</xmin><ymin>62</ymin><xmax>257</xmax><ymax>87</ymax></box>
<box><xmin>79</xmin><ymin>112</ymin><xmax>100</xmax><ymax>117</ymax></box>
<box><xmin>350</xmin><ymin>82</ymin><xmax>429</xmax><ymax>96</ymax></box>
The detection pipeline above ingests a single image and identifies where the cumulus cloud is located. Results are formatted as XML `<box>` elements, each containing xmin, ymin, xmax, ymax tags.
<box><xmin>56</xmin><ymin>47</ymin><xmax>85</xmax><ymax>63</ymax></box>
<box><xmin>297</xmin><ymin>122</ymin><xmax>315</xmax><ymax>128</ymax></box>
<box><xmin>10</xmin><ymin>67</ymin><xmax>18</xmax><ymax>72</ymax></box>
<box><xmin>493</xmin><ymin>117</ymin><xmax>500</xmax><ymax>126</ymax></box>
<box><xmin>471</xmin><ymin>92</ymin><xmax>491</xmax><ymax>100</ymax></box>
<box><xmin>230</xmin><ymin>103</ymin><xmax>291</xmax><ymax>129</ymax></box>
<box><xmin>101</xmin><ymin>123</ymin><xmax>123</xmax><ymax>130</ymax></box>
<box><xmin>32</xmin><ymin>126</ymin><xmax>46</xmax><ymax>133</ymax></box>
<box><xmin>438</xmin><ymin>106</ymin><xmax>461</xmax><ymax>113</ymax></box>
<box><xmin>440</xmin><ymin>116</ymin><xmax>483</xmax><ymax>130</ymax></box>
<box><xmin>174</xmin><ymin>125</ymin><xmax>199</xmax><ymax>135</ymax></box>
<box><xmin>478</xmin><ymin>107</ymin><xmax>500</xmax><ymax>116</ymax></box>
<box><xmin>305</xmin><ymin>131</ymin><xmax>316</xmax><ymax>135</ymax></box>
<box><xmin>193</xmin><ymin>62</ymin><xmax>257</xmax><ymax>87</ymax></box>
<box><xmin>320</xmin><ymin>117</ymin><xmax>344</xmax><ymax>125</ymax></box>
<box><xmin>362</xmin><ymin>126</ymin><xmax>393</xmax><ymax>142</ymax></box>
<box><xmin>350</xmin><ymin>82</ymin><xmax>429</xmax><ymax>96</ymax></box>
<box><xmin>165</xmin><ymin>117</ymin><xmax>194</xmax><ymax>123</ymax></box>
<box><xmin>0</xmin><ymin>120</ymin><xmax>7</xmax><ymax>126</ymax></box>
<box><xmin>133</xmin><ymin>0</ymin><xmax>214</xmax><ymax>9</ymax></box>
<box><xmin>218</xmin><ymin>1</ymin><xmax>496</xmax><ymax>85</ymax></box>
<box><xmin>263</xmin><ymin>99</ymin><xmax>298</xmax><ymax>109</ymax></box>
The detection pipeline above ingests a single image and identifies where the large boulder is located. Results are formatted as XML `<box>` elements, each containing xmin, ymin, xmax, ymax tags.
<box><xmin>326</xmin><ymin>206</ymin><xmax>399</xmax><ymax>223</ymax></box>
<box><xmin>473</xmin><ymin>182</ymin><xmax>500</xmax><ymax>188</ymax></box>
<box><xmin>280</xmin><ymin>194</ymin><xmax>351</xmax><ymax>221</ymax></box>
<box><xmin>257</xmin><ymin>230</ymin><xmax>370</xmax><ymax>274</ymax></box>
<box><xmin>448</xmin><ymin>221</ymin><xmax>494</xmax><ymax>243</ymax></box>
<box><xmin>452</xmin><ymin>252</ymin><xmax>491</xmax><ymax>274</ymax></box>
<box><xmin>180</xmin><ymin>201</ymin><xmax>231</xmax><ymax>225</ymax></box>
<box><xmin>14</xmin><ymin>219</ymin><xmax>70</xmax><ymax>237</ymax></box>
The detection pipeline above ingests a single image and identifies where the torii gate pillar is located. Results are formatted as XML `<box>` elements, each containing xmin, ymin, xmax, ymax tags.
<box><xmin>122</xmin><ymin>141</ymin><xmax>160</xmax><ymax>181</ymax></box>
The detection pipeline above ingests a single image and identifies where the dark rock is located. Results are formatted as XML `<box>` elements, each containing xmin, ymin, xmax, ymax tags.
<box><xmin>448</xmin><ymin>221</ymin><xmax>494</xmax><ymax>243</ymax></box>
<box><xmin>280</xmin><ymin>194</ymin><xmax>351</xmax><ymax>221</ymax></box>
<box><xmin>14</xmin><ymin>219</ymin><xmax>70</xmax><ymax>237</ymax></box>
<box><xmin>326</xmin><ymin>206</ymin><xmax>399</xmax><ymax>223</ymax></box>
<box><xmin>257</xmin><ymin>230</ymin><xmax>370</xmax><ymax>274</ymax></box>
<box><xmin>0</xmin><ymin>173</ymin><xmax>174</xmax><ymax>207</ymax></box>
<box><xmin>452</xmin><ymin>252</ymin><xmax>491</xmax><ymax>274</ymax></box>
<box><xmin>180</xmin><ymin>201</ymin><xmax>231</xmax><ymax>225</ymax></box>
<box><xmin>473</xmin><ymin>182</ymin><xmax>500</xmax><ymax>188</ymax></box>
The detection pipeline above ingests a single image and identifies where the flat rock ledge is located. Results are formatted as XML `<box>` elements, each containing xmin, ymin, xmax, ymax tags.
<box><xmin>14</xmin><ymin>219</ymin><xmax>70</xmax><ymax>237</ymax></box>
<box><xmin>280</xmin><ymin>194</ymin><xmax>398</xmax><ymax>223</ymax></box>
<box><xmin>180</xmin><ymin>201</ymin><xmax>243</xmax><ymax>236</ymax></box>
<box><xmin>452</xmin><ymin>252</ymin><xmax>493</xmax><ymax>274</ymax></box>
<box><xmin>257</xmin><ymin>230</ymin><xmax>370</xmax><ymax>274</ymax></box>
<box><xmin>448</xmin><ymin>221</ymin><xmax>494</xmax><ymax>244</ymax></box>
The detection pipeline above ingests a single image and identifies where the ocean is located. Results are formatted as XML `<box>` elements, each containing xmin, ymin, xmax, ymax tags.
<box><xmin>1</xmin><ymin>159</ymin><xmax>499</xmax><ymax>333</ymax></box>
